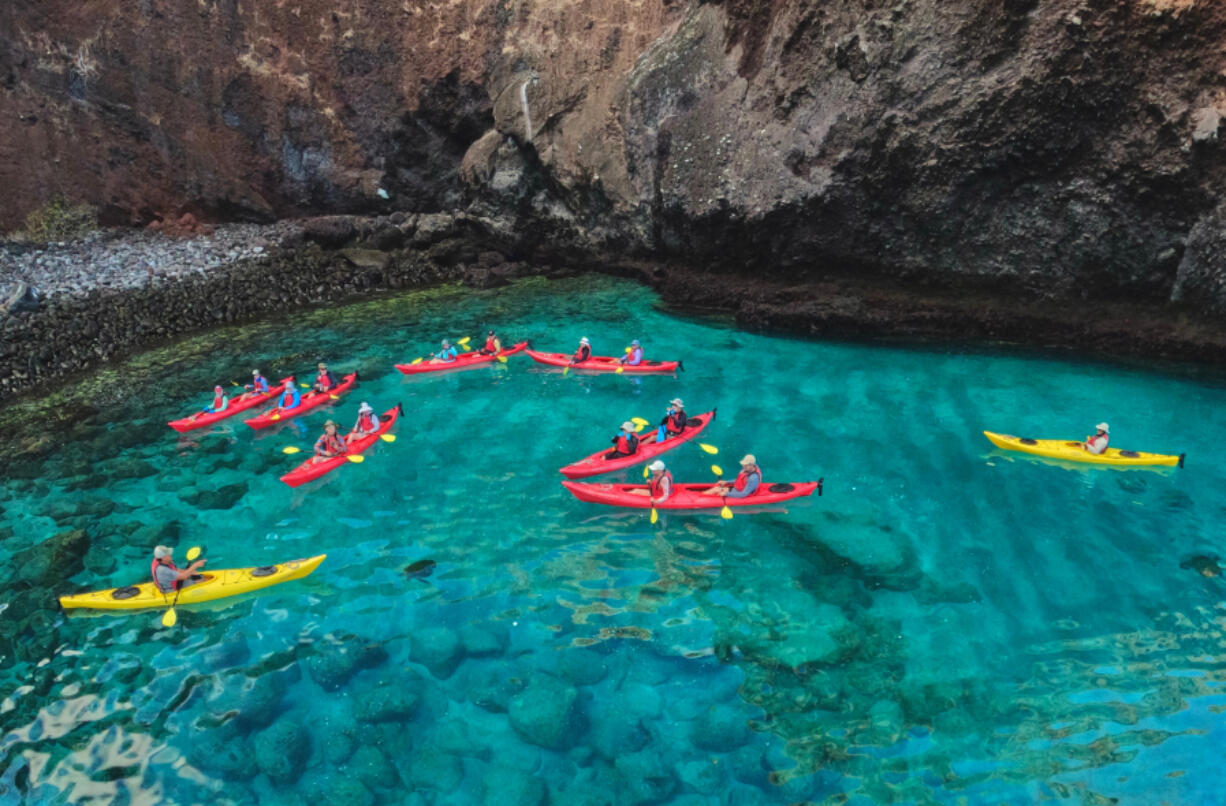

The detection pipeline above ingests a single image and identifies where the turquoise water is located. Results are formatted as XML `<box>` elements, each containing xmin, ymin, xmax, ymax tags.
<box><xmin>2</xmin><ymin>275</ymin><xmax>1225</xmax><ymax>806</ymax></box>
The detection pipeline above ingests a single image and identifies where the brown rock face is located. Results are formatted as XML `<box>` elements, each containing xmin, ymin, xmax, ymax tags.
<box><xmin>4</xmin><ymin>0</ymin><xmax>1226</xmax><ymax>315</ymax></box>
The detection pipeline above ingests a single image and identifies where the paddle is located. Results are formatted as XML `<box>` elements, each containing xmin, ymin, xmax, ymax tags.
<box><xmin>282</xmin><ymin>446</ymin><xmax>301</xmax><ymax>454</ymax></box>
<box><xmin>631</xmin><ymin>417</ymin><xmax>650</xmax><ymax>427</ymax></box>
<box><xmin>699</xmin><ymin>444</ymin><xmax>719</xmax><ymax>455</ymax></box>
<box><xmin>347</xmin><ymin>455</ymin><xmax>365</xmax><ymax>464</ymax></box>
<box><xmin>410</xmin><ymin>357</ymin><xmax>424</xmax><ymax>365</ymax></box>
<box><xmin>161</xmin><ymin>546</ymin><xmax>202</xmax><ymax>627</ymax></box>
<box><xmin>615</xmin><ymin>366</ymin><xmax>624</xmax><ymax>374</ymax></box>
<box><xmin>650</xmin><ymin>506</ymin><xmax>659</xmax><ymax>525</ymax></box>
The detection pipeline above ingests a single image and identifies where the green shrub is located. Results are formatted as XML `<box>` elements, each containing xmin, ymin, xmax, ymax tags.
<box><xmin>20</xmin><ymin>197</ymin><xmax>98</xmax><ymax>243</ymax></box>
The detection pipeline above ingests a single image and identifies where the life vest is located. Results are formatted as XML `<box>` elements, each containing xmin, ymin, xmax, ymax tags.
<box><xmin>211</xmin><ymin>392</ymin><xmax>225</xmax><ymax>409</ymax></box>
<box><xmin>152</xmin><ymin>558</ymin><xmax>180</xmax><ymax>592</ymax></box>
<box><xmin>316</xmin><ymin>371</ymin><xmax>333</xmax><ymax>391</ymax></box>
<box><xmin>649</xmin><ymin>470</ymin><xmax>673</xmax><ymax>499</ymax></box>
<box><xmin>1086</xmin><ymin>434</ymin><xmax>1109</xmax><ymax>453</ymax></box>
<box><xmin>733</xmin><ymin>469</ymin><xmax>761</xmax><ymax>492</ymax></box>
<box><xmin>627</xmin><ymin>347</ymin><xmax>643</xmax><ymax>365</ymax></box>
<box><xmin>667</xmin><ymin>410</ymin><xmax>686</xmax><ymax>434</ymax></box>
<box><xmin>279</xmin><ymin>389</ymin><xmax>298</xmax><ymax>409</ymax></box>
<box><xmin>615</xmin><ymin>432</ymin><xmax>638</xmax><ymax>454</ymax></box>
<box><xmin>315</xmin><ymin>433</ymin><xmax>345</xmax><ymax>456</ymax></box>
<box><xmin>575</xmin><ymin>345</ymin><xmax>591</xmax><ymax>362</ymax></box>
<box><xmin>356</xmin><ymin>413</ymin><xmax>378</xmax><ymax>433</ymax></box>
<box><xmin>253</xmin><ymin>376</ymin><xmax>269</xmax><ymax>393</ymax></box>
<box><xmin>484</xmin><ymin>336</ymin><xmax>499</xmax><ymax>352</ymax></box>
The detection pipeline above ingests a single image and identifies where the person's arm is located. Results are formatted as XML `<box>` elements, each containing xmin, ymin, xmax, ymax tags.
<box><xmin>725</xmin><ymin>474</ymin><xmax>760</xmax><ymax>499</ymax></box>
<box><xmin>177</xmin><ymin>559</ymin><xmax>206</xmax><ymax>580</ymax></box>
<box><xmin>652</xmin><ymin>477</ymin><xmax>671</xmax><ymax>504</ymax></box>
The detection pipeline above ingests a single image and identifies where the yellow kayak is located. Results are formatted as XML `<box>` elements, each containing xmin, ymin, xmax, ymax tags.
<box><xmin>983</xmin><ymin>432</ymin><xmax>1184</xmax><ymax>468</ymax></box>
<box><xmin>59</xmin><ymin>554</ymin><xmax>326</xmax><ymax>611</ymax></box>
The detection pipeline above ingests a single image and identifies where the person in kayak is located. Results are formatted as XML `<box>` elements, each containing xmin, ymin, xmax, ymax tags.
<box><xmin>478</xmin><ymin>330</ymin><xmax>502</xmax><ymax>356</ymax></box>
<box><xmin>629</xmin><ymin>460</ymin><xmax>673</xmax><ymax>503</ymax></box>
<box><xmin>658</xmin><ymin>398</ymin><xmax>687</xmax><ymax>441</ymax></box>
<box><xmin>570</xmin><ymin>337</ymin><xmax>592</xmax><ymax>365</ymax></box>
<box><xmin>606</xmin><ymin>421</ymin><xmax>640</xmax><ymax>460</ymax></box>
<box><xmin>1084</xmin><ymin>422</ymin><xmax>1110</xmax><ymax>455</ymax></box>
<box><xmin>312</xmin><ymin>363</ymin><xmax>339</xmax><ymax>393</ymax></box>
<box><xmin>704</xmin><ymin>455</ymin><xmax>762</xmax><ymax>498</ymax></box>
<box><xmin>239</xmin><ymin>369</ymin><xmax>270</xmax><ymax>400</ymax></box>
<box><xmin>349</xmin><ymin>403</ymin><xmax>381</xmax><ymax>440</ymax></box>
<box><xmin>313</xmin><ymin>420</ymin><xmax>347</xmax><ymax>463</ymax></box>
<box><xmin>619</xmin><ymin>339</ymin><xmax>644</xmax><ymax>366</ymax></box>
<box><xmin>274</xmin><ymin>382</ymin><xmax>302</xmax><ymax>413</ymax></box>
<box><xmin>187</xmin><ymin>385</ymin><xmax>229</xmax><ymax>422</ymax></box>
<box><xmin>430</xmin><ymin>340</ymin><xmax>459</xmax><ymax>364</ymax></box>
<box><xmin>152</xmin><ymin>545</ymin><xmax>206</xmax><ymax>593</ymax></box>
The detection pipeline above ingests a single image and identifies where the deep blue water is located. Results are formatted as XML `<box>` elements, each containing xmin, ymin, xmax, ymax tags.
<box><xmin>1</xmin><ymin>275</ymin><xmax>1225</xmax><ymax>806</ymax></box>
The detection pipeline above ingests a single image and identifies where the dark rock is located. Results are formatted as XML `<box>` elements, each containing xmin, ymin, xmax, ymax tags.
<box><xmin>187</xmin><ymin>722</ymin><xmax>259</xmax><ymax>780</ymax></box>
<box><xmin>347</xmin><ymin>745</ymin><xmax>399</xmax><ymax>790</ymax></box>
<box><xmin>410</xmin><ymin>626</ymin><xmax>464</xmax><ymax>679</ymax></box>
<box><xmin>253</xmin><ymin>720</ymin><xmax>311</xmax><ymax>784</ymax></box>
<box><xmin>508</xmin><ymin>674</ymin><xmax>584</xmax><ymax>750</ymax></box>
<box><xmin>614</xmin><ymin>749</ymin><xmax>677</xmax><ymax>805</ymax></box>
<box><xmin>689</xmin><ymin>705</ymin><xmax>750</xmax><ymax>752</ymax></box>
<box><xmin>180</xmin><ymin>482</ymin><xmax>248</xmax><ymax>510</ymax></box>
<box><xmin>302</xmin><ymin>216</ymin><xmax>357</xmax><ymax>248</ymax></box>
<box><xmin>401</xmin><ymin>748</ymin><xmax>464</xmax><ymax>792</ymax></box>
<box><xmin>305</xmin><ymin>634</ymin><xmax>388</xmax><ymax>691</ymax></box>
<box><xmin>557</xmin><ymin>648</ymin><xmax>609</xmax><ymax>686</ymax></box>
<box><xmin>353</xmin><ymin>674</ymin><xmax>424</xmax><ymax>723</ymax></box>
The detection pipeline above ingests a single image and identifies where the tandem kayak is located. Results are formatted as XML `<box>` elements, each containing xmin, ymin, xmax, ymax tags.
<box><xmin>559</xmin><ymin>409</ymin><xmax>717</xmax><ymax>479</ymax></box>
<box><xmin>983</xmin><ymin>431</ymin><xmax>1185</xmax><ymax>468</ymax></box>
<box><xmin>526</xmin><ymin>350</ymin><xmax>681</xmax><ymax>373</ymax></box>
<box><xmin>245</xmin><ymin>372</ymin><xmax>358</xmax><ymax>429</ymax></box>
<box><xmin>562</xmin><ymin>479</ymin><xmax>822</xmax><ymax>509</ymax></box>
<box><xmin>59</xmin><ymin>554</ymin><xmax>326</xmax><ymax>611</ymax></box>
<box><xmin>280</xmin><ymin>404</ymin><xmax>402</xmax><ymax>487</ymax></box>
<box><xmin>168</xmin><ymin>377</ymin><xmax>294</xmax><ymax>432</ymax></box>
<box><xmin>395</xmin><ymin>342</ymin><xmax>528</xmax><ymax>375</ymax></box>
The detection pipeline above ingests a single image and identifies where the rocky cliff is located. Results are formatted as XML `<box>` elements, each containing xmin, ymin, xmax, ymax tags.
<box><xmin>4</xmin><ymin>0</ymin><xmax>1226</xmax><ymax>327</ymax></box>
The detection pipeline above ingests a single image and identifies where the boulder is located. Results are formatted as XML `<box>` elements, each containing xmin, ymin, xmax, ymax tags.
<box><xmin>252</xmin><ymin>720</ymin><xmax>311</xmax><ymax>784</ymax></box>
<box><xmin>614</xmin><ymin>749</ymin><xmax>677</xmax><ymax>805</ymax></box>
<box><xmin>458</xmin><ymin>624</ymin><xmax>507</xmax><ymax>657</ymax></box>
<box><xmin>298</xmin><ymin>771</ymin><xmax>375</xmax><ymax>806</ymax></box>
<box><xmin>465</xmin><ymin>664</ymin><xmax>527</xmax><ymax>713</ymax></box>
<box><xmin>305</xmin><ymin>635</ymin><xmax>388</xmax><ymax>691</ymax></box>
<box><xmin>180</xmin><ymin>481</ymin><xmax>248</xmax><ymax>510</ymax></box>
<box><xmin>347</xmin><ymin>744</ymin><xmax>399</xmax><ymax>790</ymax></box>
<box><xmin>302</xmin><ymin>216</ymin><xmax>358</xmax><ymax>248</ymax></box>
<box><xmin>410</xmin><ymin>627</ymin><xmax>464</xmax><ymax>679</ymax></box>
<box><xmin>556</xmin><ymin>648</ymin><xmax>608</xmax><ymax>686</ymax></box>
<box><xmin>210</xmin><ymin>673</ymin><xmax>286</xmax><ymax>730</ymax></box>
<box><xmin>401</xmin><ymin>747</ymin><xmax>464</xmax><ymax>791</ymax></box>
<box><xmin>354</xmin><ymin>675</ymin><xmax>423</xmax><ymax>723</ymax></box>
<box><xmin>187</xmin><ymin>722</ymin><xmax>259</xmax><ymax>780</ymax></box>
<box><xmin>481</xmin><ymin>767</ymin><xmax>545</xmax><ymax>806</ymax></box>
<box><xmin>508</xmin><ymin>675</ymin><xmax>584</xmax><ymax>750</ymax></box>
<box><xmin>689</xmin><ymin>705</ymin><xmax>750</xmax><ymax>753</ymax></box>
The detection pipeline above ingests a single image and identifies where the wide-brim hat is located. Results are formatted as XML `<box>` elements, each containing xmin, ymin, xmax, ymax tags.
<box><xmin>1096</xmin><ymin>422</ymin><xmax>1109</xmax><ymax>433</ymax></box>
<box><xmin>739</xmin><ymin>454</ymin><xmax>757</xmax><ymax>466</ymax></box>
<box><xmin>649</xmin><ymin>460</ymin><xmax>665</xmax><ymax>472</ymax></box>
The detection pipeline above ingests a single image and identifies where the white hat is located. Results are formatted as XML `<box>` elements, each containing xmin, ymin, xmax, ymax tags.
<box><xmin>252</xmin><ymin>369</ymin><xmax>260</xmax><ymax>375</ymax></box>
<box><xmin>621</xmin><ymin>421</ymin><xmax>634</xmax><ymax>431</ymax></box>
<box><xmin>359</xmin><ymin>402</ymin><xmax>373</xmax><ymax>413</ymax></box>
<box><xmin>669</xmin><ymin>398</ymin><xmax>684</xmax><ymax>407</ymax></box>
<box><xmin>740</xmin><ymin>454</ymin><xmax>757</xmax><ymax>466</ymax></box>
<box><xmin>580</xmin><ymin>337</ymin><xmax>590</xmax><ymax>345</ymax></box>
<box><xmin>1096</xmin><ymin>422</ymin><xmax>1109</xmax><ymax>434</ymax></box>
<box><xmin>649</xmin><ymin>460</ymin><xmax>665</xmax><ymax>472</ymax></box>
<box><xmin>154</xmin><ymin>545</ymin><xmax>173</xmax><ymax>558</ymax></box>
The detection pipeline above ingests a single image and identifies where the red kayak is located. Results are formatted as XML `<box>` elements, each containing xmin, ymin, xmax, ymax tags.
<box><xmin>395</xmin><ymin>342</ymin><xmax>528</xmax><ymax>375</ymax></box>
<box><xmin>246</xmin><ymin>372</ymin><xmax>358</xmax><ymax>430</ymax></box>
<box><xmin>168</xmin><ymin>377</ymin><xmax>294</xmax><ymax>433</ymax></box>
<box><xmin>559</xmin><ymin>410</ymin><xmax>717</xmax><ymax>479</ymax></box>
<box><xmin>526</xmin><ymin>350</ymin><xmax>681</xmax><ymax>374</ymax></box>
<box><xmin>561</xmin><ymin>479</ymin><xmax>822</xmax><ymax>509</ymax></box>
<box><xmin>280</xmin><ymin>404</ymin><xmax>401</xmax><ymax>487</ymax></box>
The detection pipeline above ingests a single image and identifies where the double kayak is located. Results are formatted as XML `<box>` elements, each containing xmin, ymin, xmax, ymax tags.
<box><xmin>559</xmin><ymin>410</ymin><xmax>716</xmax><ymax>479</ymax></box>
<box><xmin>168</xmin><ymin>377</ymin><xmax>293</xmax><ymax>432</ymax></box>
<box><xmin>984</xmin><ymin>431</ymin><xmax>1185</xmax><ymax>468</ymax></box>
<box><xmin>395</xmin><ymin>342</ymin><xmax>528</xmax><ymax>375</ymax></box>
<box><xmin>526</xmin><ymin>350</ymin><xmax>681</xmax><ymax>374</ymax></box>
<box><xmin>246</xmin><ymin>372</ymin><xmax>358</xmax><ymax>429</ymax></box>
<box><xmin>280</xmin><ymin>404</ymin><xmax>402</xmax><ymax>487</ymax></box>
<box><xmin>59</xmin><ymin>554</ymin><xmax>326</xmax><ymax>611</ymax></box>
<box><xmin>562</xmin><ymin>479</ymin><xmax>822</xmax><ymax>509</ymax></box>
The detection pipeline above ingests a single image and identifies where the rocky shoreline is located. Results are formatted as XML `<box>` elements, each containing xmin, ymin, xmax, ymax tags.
<box><xmin>3</xmin><ymin>212</ymin><xmax>1226</xmax><ymax>403</ymax></box>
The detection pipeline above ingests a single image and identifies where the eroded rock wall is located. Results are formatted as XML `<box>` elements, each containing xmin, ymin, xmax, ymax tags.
<box><xmin>4</xmin><ymin>0</ymin><xmax>1226</xmax><ymax>314</ymax></box>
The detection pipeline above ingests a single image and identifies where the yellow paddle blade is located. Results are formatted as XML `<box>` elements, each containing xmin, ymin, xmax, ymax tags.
<box><xmin>161</xmin><ymin>608</ymin><xmax>178</xmax><ymax>627</ymax></box>
<box><xmin>458</xmin><ymin>337</ymin><xmax>471</xmax><ymax>344</ymax></box>
<box><xmin>635</xmin><ymin>424</ymin><xmax>645</xmax><ymax>433</ymax></box>
<box><xmin>270</xmin><ymin>413</ymin><xmax>281</xmax><ymax>421</ymax></box>
<box><xmin>615</xmin><ymin>367</ymin><xmax>624</xmax><ymax>374</ymax></box>
<box><xmin>631</xmin><ymin>417</ymin><xmax>649</xmax><ymax>427</ymax></box>
<box><xmin>625</xmin><ymin>346</ymin><xmax>633</xmax><ymax>353</ymax></box>
<box><xmin>185</xmin><ymin>546</ymin><xmax>202</xmax><ymax>561</ymax></box>
<box><xmin>329</xmin><ymin>394</ymin><xmax>339</xmax><ymax>400</ymax></box>
<box><xmin>720</xmin><ymin>505</ymin><xmax>734</xmax><ymax>520</ymax></box>
<box><xmin>711</xmin><ymin>465</ymin><xmax>723</xmax><ymax>476</ymax></box>
<box><xmin>299</xmin><ymin>383</ymin><xmax>311</xmax><ymax>389</ymax></box>
<box><xmin>497</xmin><ymin>355</ymin><xmax>508</xmax><ymax>363</ymax></box>
<box><xmin>650</xmin><ymin>507</ymin><xmax>659</xmax><ymax>524</ymax></box>
<box><xmin>699</xmin><ymin>444</ymin><xmax>719</xmax><ymax>455</ymax></box>
<box><xmin>411</xmin><ymin>357</ymin><xmax>423</xmax><ymax>365</ymax></box>
<box><xmin>642</xmin><ymin>465</ymin><xmax>651</xmax><ymax>478</ymax></box>
<box><xmin>282</xmin><ymin>445</ymin><xmax>301</xmax><ymax>454</ymax></box>
<box><xmin>230</xmin><ymin>381</ymin><xmax>240</xmax><ymax>387</ymax></box>
<box><xmin>562</xmin><ymin>366</ymin><xmax>569</xmax><ymax>376</ymax></box>
<box><xmin>347</xmin><ymin>454</ymin><xmax>365</xmax><ymax>464</ymax></box>
<box><xmin>380</xmin><ymin>434</ymin><xmax>396</xmax><ymax>443</ymax></box>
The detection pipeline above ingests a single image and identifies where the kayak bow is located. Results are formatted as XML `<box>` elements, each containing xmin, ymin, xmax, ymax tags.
<box><xmin>395</xmin><ymin>342</ymin><xmax>528</xmax><ymax>375</ymax></box>
<box><xmin>59</xmin><ymin>554</ymin><xmax>326</xmax><ymax>611</ymax></box>
<box><xmin>245</xmin><ymin>372</ymin><xmax>358</xmax><ymax>429</ymax></box>
<box><xmin>168</xmin><ymin>376</ymin><xmax>294</xmax><ymax>432</ymax></box>
<box><xmin>280</xmin><ymin>404</ymin><xmax>402</xmax><ymax>487</ymax></box>
<box><xmin>983</xmin><ymin>431</ymin><xmax>1184</xmax><ymax>467</ymax></box>
<box><xmin>526</xmin><ymin>350</ymin><xmax>681</xmax><ymax>374</ymax></box>
<box><xmin>559</xmin><ymin>409</ymin><xmax>716</xmax><ymax>479</ymax></box>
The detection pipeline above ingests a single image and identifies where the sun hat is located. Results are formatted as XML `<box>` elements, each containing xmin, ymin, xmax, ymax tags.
<box><xmin>317</xmin><ymin>362</ymin><xmax>327</xmax><ymax>369</ymax></box>
<box><xmin>740</xmin><ymin>454</ymin><xmax>757</xmax><ymax>465</ymax></box>
<box><xmin>1096</xmin><ymin>422</ymin><xmax>1109</xmax><ymax>433</ymax></box>
<box><xmin>649</xmin><ymin>460</ymin><xmax>665</xmax><ymax>472</ymax></box>
<box><xmin>580</xmin><ymin>337</ymin><xmax>590</xmax><ymax>344</ymax></box>
<box><xmin>621</xmin><ymin>421</ymin><xmax>634</xmax><ymax>431</ymax></box>
<box><xmin>214</xmin><ymin>385</ymin><xmax>223</xmax><ymax>392</ymax></box>
<box><xmin>359</xmin><ymin>402</ymin><xmax>373</xmax><ymax>413</ymax></box>
<box><xmin>154</xmin><ymin>545</ymin><xmax>173</xmax><ymax>559</ymax></box>
<box><xmin>669</xmin><ymin>398</ymin><xmax>684</xmax><ymax>407</ymax></box>
<box><xmin>324</xmin><ymin>420</ymin><xmax>338</xmax><ymax>428</ymax></box>
<box><xmin>442</xmin><ymin>339</ymin><xmax>450</xmax><ymax>346</ymax></box>
<box><xmin>631</xmin><ymin>339</ymin><xmax>640</xmax><ymax>346</ymax></box>
<box><xmin>252</xmin><ymin>369</ymin><xmax>260</xmax><ymax>375</ymax></box>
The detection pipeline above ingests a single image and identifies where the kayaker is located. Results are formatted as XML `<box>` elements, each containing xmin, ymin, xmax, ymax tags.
<box><xmin>1084</xmin><ymin>422</ymin><xmax>1110</xmax><ymax>455</ymax></box>
<box><xmin>430</xmin><ymin>340</ymin><xmax>458</xmax><ymax>364</ymax></box>
<box><xmin>606</xmin><ymin>421</ymin><xmax>640</xmax><ymax>459</ymax></box>
<box><xmin>188</xmin><ymin>385</ymin><xmax>229</xmax><ymax>422</ymax></box>
<box><xmin>312</xmin><ymin>362</ymin><xmax>339</xmax><ymax>393</ymax></box>
<box><xmin>658</xmin><ymin>398</ymin><xmax>687</xmax><ymax>441</ymax></box>
<box><xmin>152</xmin><ymin>545</ymin><xmax>206</xmax><ymax>593</ymax></box>
<box><xmin>628</xmin><ymin>460</ymin><xmax>673</xmax><ymax>504</ymax></box>
<box><xmin>619</xmin><ymin>339</ymin><xmax>644</xmax><ymax>366</ymax></box>
<box><xmin>240</xmin><ymin>369</ymin><xmax>270</xmax><ymax>400</ymax></box>
<box><xmin>313</xmin><ymin>420</ymin><xmax>347</xmax><ymax>463</ymax></box>
<box><xmin>478</xmin><ymin>330</ymin><xmax>502</xmax><ymax>356</ymax></box>
<box><xmin>570</xmin><ymin>337</ymin><xmax>592</xmax><ymax>365</ymax></box>
<box><xmin>704</xmin><ymin>455</ymin><xmax>762</xmax><ymax>498</ymax></box>
<box><xmin>275</xmin><ymin>382</ymin><xmax>302</xmax><ymax>412</ymax></box>
<box><xmin>349</xmin><ymin>402</ymin><xmax>381</xmax><ymax>440</ymax></box>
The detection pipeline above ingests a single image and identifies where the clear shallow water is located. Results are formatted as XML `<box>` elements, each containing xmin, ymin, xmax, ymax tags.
<box><xmin>1</xmin><ymin>275</ymin><xmax>1225</xmax><ymax>806</ymax></box>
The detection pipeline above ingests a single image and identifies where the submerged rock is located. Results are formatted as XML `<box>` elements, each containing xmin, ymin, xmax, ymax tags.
<box><xmin>410</xmin><ymin>626</ymin><xmax>464</xmax><ymax>679</ymax></box>
<box><xmin>689</xmin><ymin>705</ymin><xmax>750</xmax><ymax>753</ymax></box>
<box><xmin>353</xmin><ymin>674</ymin><xmax>424</xmax><ymax>723</ymax></box>
<box><xmin>346</xmin><ymin>745</ymin><xmax>399</xmax><ymax>790</ymax></box>
<box><xmin>508</xmin><ymin>675</ymin><xmax>584</xmax><ymax>750</ymax></box>
<box><xmin>253</xmin><ymin>720</ymin><xmax>311</xmax><ymax>784</ymax></box>
<box><xmin>305</xmin><ymin>634</ymin><xmax>389</xmax><ymax>691</ymax></box>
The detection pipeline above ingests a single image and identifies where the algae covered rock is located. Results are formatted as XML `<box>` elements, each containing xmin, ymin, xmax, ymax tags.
<box><xmin>354</xmin><ymin>674</ymin><xmax>424</xmax><ymax>723</ymax></box>
<box><xmin>210</xmin><ymin>672</ymin><xmax>287</xmax><ymax>730</ymax></box>
<box><xmin>347</xmin><ymin>744</ymin><xmax>399</xmax><ymax>790</ymax></box>
<box><xmin>401</xmin><ymin>747</ymin><xmax>465</xmax><ymax>791</ymax></box>
<box><xmin>305</xmin><ymin>634</ymin><xmax>388</xmax><ymax>690</ymax></box>
<box><xmin>298</xmin><ymin>770</ymin><xmax>375</xmax><ymax>806</ymax></box>
<box><xmin>180</xmin><ymin>481</ymin><xmax>249</xmax><ymax>510</ymax></box>
<box><xmin>689</xmin><ymin>705</ymin><xmax>750</xmax><ymax>752</ymax></box>
<box><xmin>458</xmin><ymin>624</ymin><xmax>508</xmax><ymax>657</ymax></box>
<box><xmin>253</xmin><ymin>720</ymin><xmax>311</xmax><ymax>784</ymax></box>
<box><xmin>614</xmin><ymin>749</ymin><xmax>678</xmax><ymax>805</ymax></box>
<box><xmin>410</xmin><ymin>626</ymin><xmax>464</xmax><ymax>679</ymax></box>
<box><xmin>480</xmin><ymin>767</ymin><xmax>545</xmax><ymax>806</ymax></box>
<box><xmin>556</xmin><ymin>648</ymin><xmax>609</xmax><ymax>686</ymax></box>
<box><xmin>187</xmin><ymin>721</ymin><xmax>259</xmax><ymax>780</ymax></box>
<box><xmin>508</xmin><ymin>674</ymin><xmax>584</xmax><ymax>750</ymax></box>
